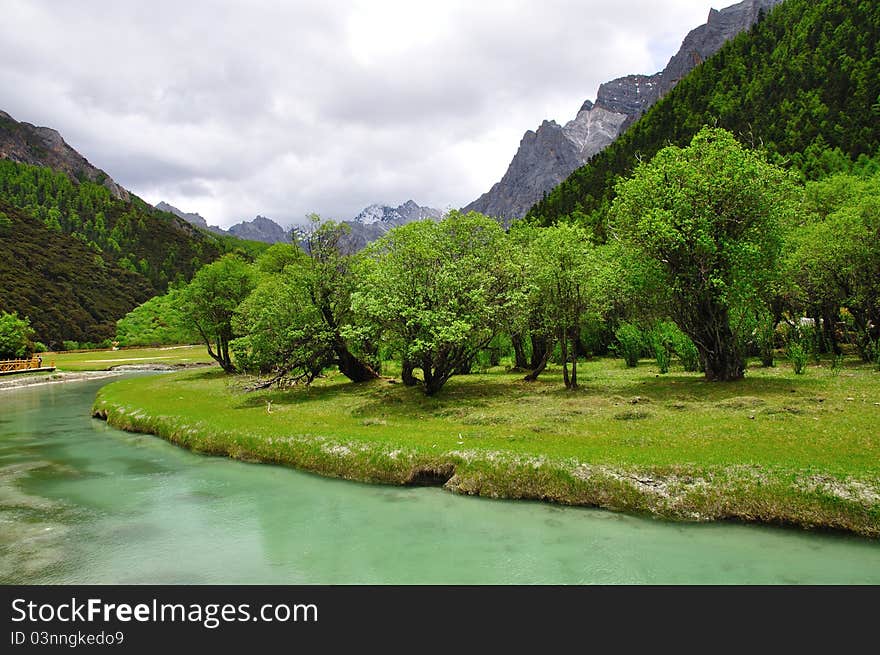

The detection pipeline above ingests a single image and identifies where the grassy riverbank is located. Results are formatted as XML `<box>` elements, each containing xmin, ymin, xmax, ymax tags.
<box><xmin>92</xmin><ymin>358</ymin><xmax>880</xmax><ymax>537</ymax></box>
<box><xmin>50</xmin><ymin>345</ymin><xmax>215</xmax><ymax>371</ymax></box>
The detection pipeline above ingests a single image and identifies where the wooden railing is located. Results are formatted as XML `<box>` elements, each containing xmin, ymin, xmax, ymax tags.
<box><xmin>0</xmin><ymin>356</ymin><xmax>48</xmax><ymax>373</ymax></box>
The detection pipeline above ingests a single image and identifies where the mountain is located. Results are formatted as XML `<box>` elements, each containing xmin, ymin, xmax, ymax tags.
<box><xmin>227</xmin><ymin>215</ymin><xmax>289</xmax><ymax>244</ymax></box>
<box><xmin>156</xmin><ymin>200</ymin><xmax>290</xmax><ymax>244</ymax></box>
<box><xmin>526</xmin><ymin>0</ymin><xmax>880</xmax><ymax>233</ymax></box>
<box><xmin>0</xmin><ymin>109</ymin><xmax>130</xmax><ymax>201</ymax></box>
<box><xmin>155</xmin><ymin>200</ymin><xmax>217</xmax><ymax>232</ymax></box>
<box><xmin>352</xmin><ymin>200</ymin><xmax>443</xmax><ymax>225</ymax></box>
<box><xmin>463</xmin><ymin>0</ymin><xmax>782</xmax><ymax>223</ymax></box>
<box><xmin>339</xmin><ymin>200</ymin><xmax>443</xmax><ymax>251</ymax></box>
<box><xmin>0</xmin><ymin>116</ymin><xmax>268</xmax><ymax>345</ymax></box>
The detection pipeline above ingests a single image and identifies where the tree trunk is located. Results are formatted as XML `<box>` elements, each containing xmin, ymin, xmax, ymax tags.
<box><xmin>569</xmin><ymin>327</ymin><xmax>579</xmax><ymax>389</ymax></box>
<box><xmin>561</xmin><ymin>329</ymin><xmax>570</xmax><ymax>388</ymax></box>
<box><xmin>823</xmin><ymin>306</ymin><xmax>841</xmax><ymax>355</ymax></box>
<box><xmin>523</xmin><ymin>347</ymin><xmax>551</xmax><ymax>382</ymax></box>
<box><xmin>401</xmin><ymin>358</ymin><xmax>418</xmax><ymax>386</ymax></box>
<box><xmin>511</xmin><ymin>333</ymin><xmax>529</xmax><ymax>370</ymax></box>
<box><xmin>696</xmin><ymin>320</ymin><xmax>745</xmax><ymax>382</ymax></box>
<box><xmin>334</xmin><ymin>340</ymin><xmax>379</xmax><ymax>382</ymax></box>
<box><xmin>530</xmin><ymin>334</ymin><xmax>549</xmax><ymax>370</ymax></box>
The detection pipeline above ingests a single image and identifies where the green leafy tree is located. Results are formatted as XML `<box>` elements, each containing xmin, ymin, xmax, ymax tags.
<box><xmin>610</xmin><ymin>128</ymin><xmax>799</xmax><ymax>381</ymax></box>
<box><xmin>179</xmin><ymin>255</ymin><xmax>256</xmax><ymax>373</ymax></box>
<box><xmin>232</xmin><ymin>224</ymin><xmax>379</xmax><ymax>387</ymax></box>
<box><xmin>297</xmin><ymin>216</ymin><xmax>380</xmax><ymax>382</ymax></box>
<box><xmin>518</xmin><ymin>223</ymin><xmax>597</xmax><ymax>388</ymax></box>
<box><xmin>784</xmin><ymin>172</ymin><xmax>880</xmax><ymax>361</ymax></box>
<box><xmin>353</xmin><ymin>211</ymin><xmax>520</xmax><ymax>395</ymax></box>
<box><xmin>0</xmin><ymin>310</ymin><xmax>35</xmax><ymax>359</ymax></box>
<box><xmin>232</xmin><ymin>272</ymin><xmax>337</xmax><ymax>387</ymax></box>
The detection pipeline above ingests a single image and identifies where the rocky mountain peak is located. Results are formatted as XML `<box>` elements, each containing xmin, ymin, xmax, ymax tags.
<box><xmin>353</xmin><ymin>200</ymin><xmax>442</xmax><ymax>225</ymax></box>
<box><xmin>155</xmin><ymin>201</ymin><xmax>211</xmax><ymax>230</ymax></box>
<box><xmin>463</xmin><ymin>0</ymin><xmax>783</xmax><ymax>223</ymax></box>
<box><xmin>227</xmin><ymin>215</ymin><xmax>289</xmax><ymax>243</ymax></box>
<box><xmin>343</xmin><ymin>200</ymin><xmax>443</xmax><ymax>250</ymax></box>
<box><xmin>0</xmin><ymin>109</ymin><xmax>130</xmax><ymax>201</ymax></box>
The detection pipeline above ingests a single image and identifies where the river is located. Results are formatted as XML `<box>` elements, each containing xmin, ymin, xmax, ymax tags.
<box><xmin>1</xmin><ymin>377</ymin><xmax>878</xmax><ymax>584</ymax></box>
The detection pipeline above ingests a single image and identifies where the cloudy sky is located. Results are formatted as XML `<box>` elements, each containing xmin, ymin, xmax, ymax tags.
<box><xmin>0</xmin><ymin>0</ymin><xmax>716</xmax><ymax>228</ymax></box>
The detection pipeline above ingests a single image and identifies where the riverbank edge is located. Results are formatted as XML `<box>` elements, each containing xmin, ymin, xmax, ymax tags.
<box><xmin>91</xmin><ymin>392</ymin><xmax>880</xmax><ymax>539</ymax></box>
<box><xmin>0</xmin><ymin>370</ymin><xmax>121</xmax><ymax>392</ymax></box>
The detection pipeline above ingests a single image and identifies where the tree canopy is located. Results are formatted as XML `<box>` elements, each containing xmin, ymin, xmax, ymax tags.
<box><xmin>180</xmin><ymin>254</ymin><xmax>257</xmax><ymax>373</ymax></box>
<box><xmin>610</xmin><ymin>127</ymin><xmax>799</xmax><ymax>380</ymax></box>
<box><xmin>353</xmin><ymin>211</ymin><xmax>520</xmax><ymax>395</ymax></box>
<box><xmin>0</xmin><ymin>310</ymin><xmax>35</xmax><ymax>360</ymax></box>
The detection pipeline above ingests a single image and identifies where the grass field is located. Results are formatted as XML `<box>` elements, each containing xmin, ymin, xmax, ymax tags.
<box><xmin>48</xmin><ymin>345</ymin><xmax>215</xmax><ymax>371</ymax></box>
<box><xmin>93</xmin><ymin>356</ymin><xmax>880</xmax><ymax>536</ymax></box>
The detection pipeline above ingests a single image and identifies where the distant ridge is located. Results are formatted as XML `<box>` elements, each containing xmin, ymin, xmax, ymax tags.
<box><xmin>338</xmin><ymin>200</ymin><xmax>443</xmax><ymax>251</ymax></box>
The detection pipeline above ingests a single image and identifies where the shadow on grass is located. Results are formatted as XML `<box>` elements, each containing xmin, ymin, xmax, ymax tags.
<box><xmin>225</xmin><ymin>364</ymin><xmax>831</xmax><ymax>417</ymax></box>
<box><xmin>593</xmin><ymin>374</ymin><xmax>825</xmax><ymax>403</ymax></box>
<box><xmin>175</xmin><ymin>368</ymin><xmax>228</xmax><ymax>382</ymax></box>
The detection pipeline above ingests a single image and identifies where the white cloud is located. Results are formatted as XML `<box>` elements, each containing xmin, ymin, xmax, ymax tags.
<box><xmin>0</xmin><ymin>0</ymin><xmax>713</xmax><ymax>227</ymax></box>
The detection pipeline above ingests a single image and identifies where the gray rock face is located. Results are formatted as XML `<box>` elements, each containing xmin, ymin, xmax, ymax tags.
<box><xmin>463</xmin><ymin>0</ymin><xmax>783</xmax><ymax>223</ymax></box>
<box><xmin>227</xmin><ymin>215</ymin><xmax>289</xmax><ymax>243</ymax></box>
<box><xmin>0</xmin><ymin>109</ymin><xmax>130</xmax><ymax>201</ymax></box>
<box><xmin>463</xmin><ymin>120</ymin><xmax>583</xmax><ymax>225</ymax></box>
<box><xmin>653</xmin><ymin>0</ymin><xmax>780</xmax><ymax>101</ymax></box>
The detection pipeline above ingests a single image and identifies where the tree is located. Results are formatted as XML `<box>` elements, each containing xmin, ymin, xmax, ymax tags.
<box><xmin>517</xmin><ymin>224</ymin><xmax>595</xmax><ymax>387</ymax></box>
<box><xmin>298</xmin><ymin>216</ymin><xmax>380</xmax><ymax>382</ymax></box>
<box><xmin>353</xmin><ymin>211</ymin><xmax>520</xmax><ymax>395</ymax></box>
<box><xmin>610</xmin><ymin>127</ymin><xmax>799</xmax><ymax>381</ymax></box>
<box><xmin>232</xmin><ymin>273</ymin><xmax>337</xmax><ymax>387</ymax></box>
<box><xmin>232</xmin><ymin>219</ymin><xmax>380</xmax><ymax>387</ymax></box>
<box><xmin>179</xmin><ymin>254</ymin><xmax>256</xmax><ymax>373</ymax></box>
<box><xmin>0</xmin><ymin>311</ymin><xmax>35</xmax><ymax>359</ymax></box>
<box><xmin>784</xmin><ymin>172</ymin><xmax>880</xmax><ymax>360</ymax></box>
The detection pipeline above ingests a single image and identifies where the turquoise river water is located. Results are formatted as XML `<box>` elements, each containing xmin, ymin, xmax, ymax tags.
<box><xmin>1</xmin><ymin>377</ymin><xmax>879</xmax><ymax>584</ymax></box>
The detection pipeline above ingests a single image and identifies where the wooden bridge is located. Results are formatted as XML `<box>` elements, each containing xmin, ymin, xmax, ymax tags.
<box><xmin>0</xmin><ymin>356</ymin><xmax>55</xmax><ymax>375</ymax></box>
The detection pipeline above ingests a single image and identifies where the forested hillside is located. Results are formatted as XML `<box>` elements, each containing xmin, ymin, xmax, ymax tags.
<box><xmin>0</xmin><ymin>160</ymin><xmax>267</xmax><ymax>345</ymax></box>
<box><xmin>0</xmin><ymin>200</ymin><xmax>154</xmax><ymax>345</ymax></box>
<box><xmin>526</xmin><ymin>0</ymin><xmax>880</xmax><ymax>233</ymax></box>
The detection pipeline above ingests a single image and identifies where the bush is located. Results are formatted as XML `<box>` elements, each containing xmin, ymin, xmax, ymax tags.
<box><xmin>62</xmin><ymin>340</ymin><xmax>79</xmax><ymax>351</ymax></box>
<box><xmin>32</xmin><ymin>341</ymin><xmax>47</xmax><ymax>353</ymax></box>
<box><xmin>755</xmin><ymin>313</ymin><xmax>777</xmax><ymax>367</ymax></box>
<box><xmin>614</xmin><ymin>323</ymin><xmax>643</xmax><ymax>368</ymax></box>
<box><xmin>0</xmin><ymin>311</ymin><xmax>35</xmax><ymax>359</ymax></box>
<box><xmin>786</xmin><ymin>340</ymin><xmax>808</xmax><ymax>374</ymax></box>
<box><xmin>673</xmin><ymin>330</ymin><xmax>701</xmax><ymax>372</ymax></box>
<box><xmin>648</xmin><ymin>322</ymin><xmax>677</xmax><ymax>374</ymax></box>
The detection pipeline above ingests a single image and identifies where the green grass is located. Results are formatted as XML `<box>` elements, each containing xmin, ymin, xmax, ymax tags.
<box><xmin>93</xmin><ymin>356</ymin><xmax>880</xmax><ymax>536</ymax></box>
<box><xmin>48</xmin><ymin>345</ymin><xmax>215</xmax><ymax>371</ymax></box>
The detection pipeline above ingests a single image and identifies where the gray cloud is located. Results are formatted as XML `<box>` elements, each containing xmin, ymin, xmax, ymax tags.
<box><xmin>0</xmin><ymin>0</ymin><xmax>714</xmax><ymax>227</ymax></box>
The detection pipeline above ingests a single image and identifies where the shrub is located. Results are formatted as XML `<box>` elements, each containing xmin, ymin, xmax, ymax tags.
<box><xmin>673</xmin><ymin>330</ymin><xmax>701</xmax><ymax>372</ymax></box>
<box><xmin>786</xmin><ymin>340</ymin><xmax>808</xmax><ymax>375</ymax></box>
<box><xmin>32</xmin><ymin>341</ymin><xmax>47</xmax><ymax>353</ymax></box>
<box><xmin>648</xmin><ymin>322</ymin><xmax>677</xmax><ymax>374</ymax></box>
<box><xmin>614</xmin><ymin>323</ymin><xmax>643</xmax><ymax>368</ymax></box>
<box><xmin>0</xmin><ymin>311</ymin><xmax>35</xmax><ymax>359</ymax></box>
<box><xmin>62</xmin><ymin>340</ymin><xmax>79</xmax><ymax>351</ymax></box>
<box><xmin>755</xmin><ymin>313</ymin><xmax>777</xmax><ymax>367</ymax></box>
